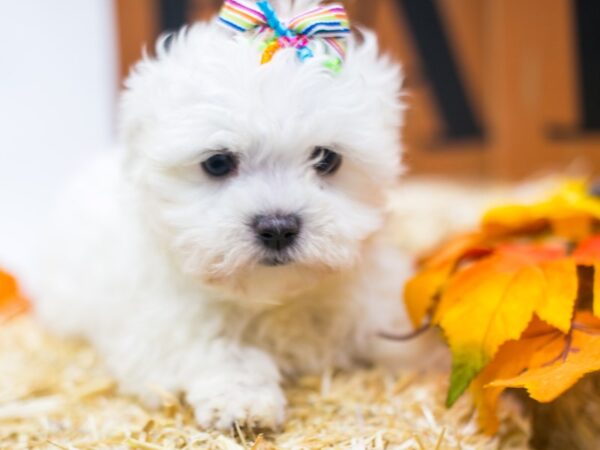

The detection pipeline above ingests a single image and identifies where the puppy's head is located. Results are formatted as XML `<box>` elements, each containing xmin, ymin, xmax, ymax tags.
<box><xmin>120</xmin><ymin>0</ymin><xmax>404</xmax><ymax>296</ymax></box>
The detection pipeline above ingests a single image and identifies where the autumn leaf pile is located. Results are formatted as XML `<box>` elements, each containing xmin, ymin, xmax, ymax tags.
<box><xmin>404</xmin><ymin>180</ymin><xmax>600</xmax><ymax>434</ymax></box>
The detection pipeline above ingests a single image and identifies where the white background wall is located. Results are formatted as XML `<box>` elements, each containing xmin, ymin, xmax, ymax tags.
<box><xmin>0</xmin><ymin>1</ymin><xmax>117</xmax><ymax>276</ymax></box>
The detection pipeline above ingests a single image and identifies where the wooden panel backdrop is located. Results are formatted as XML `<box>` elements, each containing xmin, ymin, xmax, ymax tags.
<box><xmin>115</xmin><ymin>0</ymin><xmax>600</xmax><ymax>180</ymax></box>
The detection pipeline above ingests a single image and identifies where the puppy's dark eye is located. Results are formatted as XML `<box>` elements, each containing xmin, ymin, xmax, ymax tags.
<box><xmin>201</xmin><ymin>152</ymin><xmax>238</xmax><ymax>177</ymax></box>
<box><xmin>311</xmin><ymin>147</ymin><xmax>342</xmax><ymax>175</ymax></box>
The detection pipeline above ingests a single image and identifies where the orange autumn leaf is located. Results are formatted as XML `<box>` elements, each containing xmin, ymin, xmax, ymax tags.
<box><xmin>471</xmin><ymin>317</ymin><xmax>558</xmax><ymax>434</ymax></box>
<box><xmin>473</xmin><ymin>313</ymin><xmax>600</xmax><ymax>435</ymax></box>
<box><xmin>489</xmin><ymin>313</ymin><xmax>600</xmax><ymax>403</ymax></box>
<box><xmin>418</xmin><ymin>232</ymin><xmax>488</xmax><ymax>269</ymax></box>
<box><xmin>573</xmin><ymin>235</ymin><xmax>600</xmax><ymax>264</ymax></box>
<box><xmin>433</xmin><ymin>244</ymin><xmax>578</xmax><ymax>406</ymax></box>
<box><xmin>404</xmin><ymin>232</ymin><xmax>490</xmax><ymax>328</ymax></box>
<box><xmin>0</xmin><ymin>270</ymin><xmax>29</xmax><ymax>319</ymax></box>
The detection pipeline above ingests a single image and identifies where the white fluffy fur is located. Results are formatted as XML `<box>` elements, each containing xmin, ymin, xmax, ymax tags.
<box><xmin>33</xmin><ymin>0</ymin><xmax>421</xmax><ymax>429</ymax></box>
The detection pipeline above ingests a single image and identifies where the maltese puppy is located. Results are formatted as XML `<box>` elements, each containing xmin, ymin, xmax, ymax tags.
<box><xmin>34</xmin><ymin>0</ymin><xmax>416</xmax><ymax>429</ymax></box>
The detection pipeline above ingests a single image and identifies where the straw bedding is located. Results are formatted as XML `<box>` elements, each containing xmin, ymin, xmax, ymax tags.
<box><xmin>0</xmin><ymin>315</ymin><xmax>530</xmax><ymax>450</ymax></box>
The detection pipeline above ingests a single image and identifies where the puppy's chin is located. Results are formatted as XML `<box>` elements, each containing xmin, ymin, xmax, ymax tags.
<box><xmin>259</xmin><ymin>254</ymin><xmax>294</xmax><ymax>267</ymax></box>
<box><xmin>197</xmin><ymin>256</ymin><xmax>347</xmax><ymax>305</ymax></box>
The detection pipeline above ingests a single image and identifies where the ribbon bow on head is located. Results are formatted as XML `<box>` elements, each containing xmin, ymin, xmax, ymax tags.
<box><xmin>218</xmin><ymin>0</ymin><xmax>350</xmax><ymax>69</ymax></box>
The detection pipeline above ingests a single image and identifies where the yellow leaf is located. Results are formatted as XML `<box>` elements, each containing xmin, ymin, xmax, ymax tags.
<box><xmin>404</xmin><ymin>264</ymin><xmax>451</xmax><ymax>328</ymax></box>
<box><xmin>554</xmin><ymin>180</ymin><xmax>600</xmax><ymax>218</ymax></box>
<box><xmin>535</xmin><ymin>259</ymin><xmax>578</xmax><ymax>333</ymax></box>
<box><xmin>483</xmin><ymin>180</ymin><xmax>600</xmax><ymax>240</ymax></box>
<box><xmin>482</xmin><ymin>204</ymin><xmax>547</xmax><ymax>236</ymax></box>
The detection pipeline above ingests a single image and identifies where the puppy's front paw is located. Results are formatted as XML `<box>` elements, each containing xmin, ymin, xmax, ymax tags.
<box><xmin>188</xmin><ymin>378</ymin><xmax>286</xmax><ymax>430</ymax></box>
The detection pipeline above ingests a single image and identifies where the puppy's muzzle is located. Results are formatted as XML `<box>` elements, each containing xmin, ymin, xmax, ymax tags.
<box><xmin>252</xmin><ymin>213</ymin><xmax>301</xmax><ymax>252</ymax></box>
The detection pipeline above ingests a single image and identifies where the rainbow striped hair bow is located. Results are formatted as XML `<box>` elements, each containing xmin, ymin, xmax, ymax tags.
<box><xmin>218</xmin><ymin>0</ymin><xmax>351</xmax><ymax>69</ymax></box>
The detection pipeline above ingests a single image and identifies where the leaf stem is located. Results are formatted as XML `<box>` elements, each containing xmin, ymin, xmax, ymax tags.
<box><xmin>571</xmin><ymin>322</ymin><xmax>600</xmax><ymax>335</ymax></box>
<box><xmin>378</xmin><ymin>321</ymin><xmax>432</xmax><ymax>341</ymax></box>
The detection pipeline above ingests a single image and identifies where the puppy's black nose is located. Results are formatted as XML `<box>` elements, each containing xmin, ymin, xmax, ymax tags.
<box><xmin>253</xmin><ymin>214</ymin><xmax>301</xmax><ymax>251</ymax></box>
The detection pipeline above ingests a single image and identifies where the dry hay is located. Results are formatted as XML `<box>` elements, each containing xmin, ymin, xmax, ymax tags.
<box><xmin>0</xmin><ymin>316</ymin><xmax>531</xmax><ymax>450</ymax></box>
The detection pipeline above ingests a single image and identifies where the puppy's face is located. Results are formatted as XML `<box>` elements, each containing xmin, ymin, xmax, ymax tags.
<box><xmin>121</xmin><ymin>24</ymin><xmax>403</xmax><ymax>294</ymax></box>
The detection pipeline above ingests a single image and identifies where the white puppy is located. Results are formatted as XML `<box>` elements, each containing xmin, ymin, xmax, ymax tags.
<box><xmin>34</xmin><ymin>0</ymin><xmax>416</xmax><ymax>429</ymax></box>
